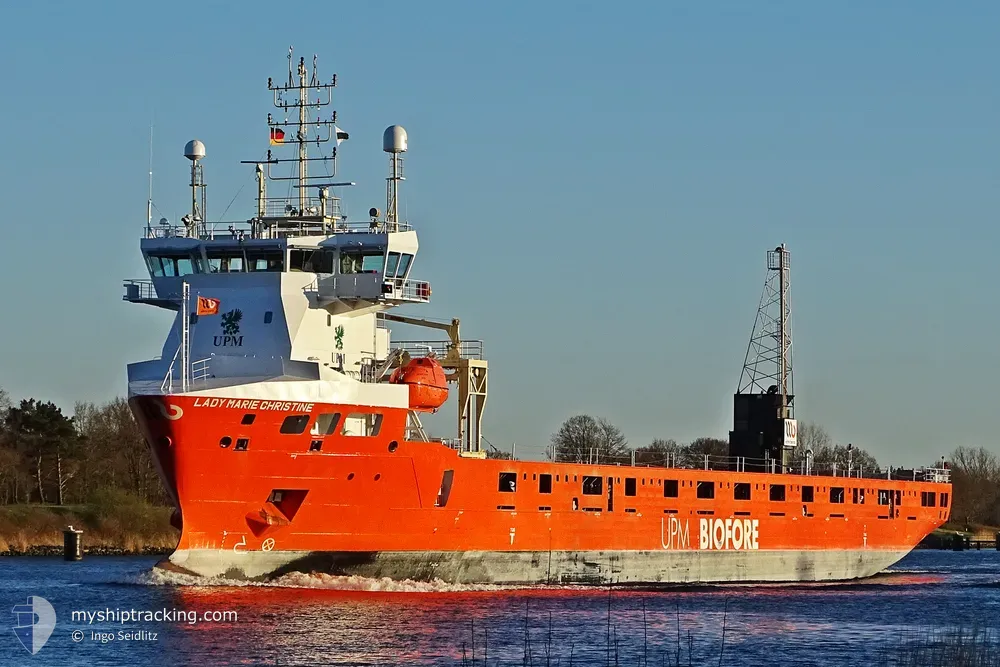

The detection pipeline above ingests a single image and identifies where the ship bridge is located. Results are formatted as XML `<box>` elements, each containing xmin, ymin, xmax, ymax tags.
<box><xmin>123</xmin><ymin>49</ymin><xmax>488</xmax><ymax>454</ymax></box>
<box><xmin>125</xmin><ymin>228</ymin><xmax>428</xmax><ymax>312</ymax></box>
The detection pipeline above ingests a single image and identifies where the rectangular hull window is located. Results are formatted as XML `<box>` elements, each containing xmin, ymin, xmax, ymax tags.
<box><xmin>498</xmin><ymin>472</ymin><xmax>517</xmax><ymax>492</ymax></box>
<box><xmin>539</xmin><ymin>474</ymin><xmax>552</xmax><ymax>494</ymax></box>
<box><xmin>280</xmin><ymin>415</ymin><xmax>310</xmax><ymax>434</ymax></box>
<box><xmin>582</xmin><ymin>476</ymin><xmax>602</xmax><ymax>496</ymax></box>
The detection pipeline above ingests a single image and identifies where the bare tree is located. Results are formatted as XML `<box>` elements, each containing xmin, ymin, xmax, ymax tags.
<box><xmin>793</xmin><ymin>421</ymin><xmax>832</xmax><ymax>461</ymax></box>
<box><xmin>683</xmin><ymin>437</ymin><xmax>729</xmax><ymax>467</ymax></box>
<box><xmin>949</xmin><ymin>447</ymin><xmax>1000</xmax><ymax>526</ymax></box>
<box><xmin>634</xmin><ymin>439</ymin><xmax>683</xmax><ymax>467</ymax></box>
<box><xmin>548</xmin><ymin>415</ymin><xmax>628</xmax><ymax>463</ymax></box>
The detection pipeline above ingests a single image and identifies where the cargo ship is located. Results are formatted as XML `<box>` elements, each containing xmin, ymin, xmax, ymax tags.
<box><xmin>125</xmin><ymin>49</ymin><xmax>951</xmax><ymax>584</ymax></box>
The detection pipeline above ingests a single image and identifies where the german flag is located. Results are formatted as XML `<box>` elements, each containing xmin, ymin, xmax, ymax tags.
<box><xmin>197</xmin><ymin>296</ymin><xmax>220</xmax><ymax>316</ymax></box>
<box><xmin>270</xmin><ymin>127</ymin><xmax>285</xmax><ymax>145</ymax></box>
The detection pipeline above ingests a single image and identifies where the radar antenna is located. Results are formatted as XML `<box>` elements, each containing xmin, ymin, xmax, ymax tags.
<box><xmin>383</xmin><ymin>125</ymin><xmax>408</xmax><ymax>233</ymax></box>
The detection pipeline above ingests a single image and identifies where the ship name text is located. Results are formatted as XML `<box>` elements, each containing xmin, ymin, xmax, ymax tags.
<box><xmin>191</xmin><ymin>398</ymin><xmax>315</xmax><ymax>412</ymax></box>
<box><xmin>700</xmin><ymin>518</ymin><xmax>759</xmax><ymax>551</ymax></box>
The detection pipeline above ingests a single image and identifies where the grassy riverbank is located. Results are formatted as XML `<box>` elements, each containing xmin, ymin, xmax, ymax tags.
<box><xmin>0</xmin><ymin>489</ymin><xmax>178</xmax><ymax>555</ymax></box>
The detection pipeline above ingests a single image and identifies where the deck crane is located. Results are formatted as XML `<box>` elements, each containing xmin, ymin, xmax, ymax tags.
<box><xmin>377</xmin><ymin>313</ymin><xmax>488</xmax><ymax>456</ymax></box>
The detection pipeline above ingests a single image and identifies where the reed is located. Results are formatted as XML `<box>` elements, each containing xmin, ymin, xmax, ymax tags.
<box><xmin>0</xmin><ymin>490</ymin><xmax>177</xmax><ymax>555</ymax></box>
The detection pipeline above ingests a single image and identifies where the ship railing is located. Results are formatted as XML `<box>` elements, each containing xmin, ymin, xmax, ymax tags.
<box><xmin>142</xmin><ymin>216</ymin><xmax>411</xmax><ymax>241</ymax></box>
<box><xmin>605</xmin><ymin>452</ymin><xmax>952</xmax><ymax>483</ymax></box>
<box><xmin>160</xmin><ymin>347</ymin><xmax>181</xmax><ymax>394</ymax></box>
<box><xmin>160</xmin><ymin>351</ymin><xmax>212</xmax><ymax>394</ymax></box>
<box><xmin>395</xmin><ymin>279</ymin><xmax>432</xmax><ymax>302</ymax></box>
<box><xmin>921</xmin><ymin>467</ymin><xmax>951</xmax><ymax>483</ymax></box>
<box><xmin>393</xmin><ymin>340</ymin><xmax>484</xmax><ymax>360</ymax></box>
<box><xmin>191</xmin><ymin>358</ymin><xmax>211</xmax><ymax>383</ymax></box>
<box><xmin>263</xmin><ymin>197</ymin><xmax>343</xmax><ymax>220</ymax></box>
<box><xmin>123</xmin><ymin>279</ymin><xmax>158</xmax><ymax>302</ymax></box>
<box><xmin>307</xmin><ymin>276</ymin><xmax>430</xmax><ymax>304</ymax></box>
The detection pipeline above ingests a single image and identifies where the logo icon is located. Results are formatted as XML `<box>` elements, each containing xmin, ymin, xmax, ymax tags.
<box><xmin>221</xmin><ymin>308</ymin><xmax>243</xmax><ymax>335</ymax></box>
<box><xmin>12</xmin><ymin>596</ymin><xmax>56</xmax><ymax>655</ymax></box>
<box><xmin>334</xmin><ymin>325</ymin><xmax>345</xmax><ymax>351</ymax></box>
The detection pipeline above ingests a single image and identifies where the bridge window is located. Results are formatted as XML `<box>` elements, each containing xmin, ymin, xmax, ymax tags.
<box><xmin>696</xmin><ymin>481</ymin><xmax>714</xmax><ymax>499</ymax></box>
<box><xmin>206</xmin><ymin>249</ymin><xmax>245</xmax><ymax>273</ymax></box>
<box><xmin>920</xmin><ymin>491</ymin><xmax>937</xmax><ymax>507</ymax></box>
<box><xmin>147</xmin><ymin>254</ymin><xmax>198</xmax><ymax>277</ymax></box>
<box><xmin>498</xmin><ymin>472</ymin><xmax>517</xmax><ymax>492</ymax></box>
<box><xmin>770</xmin><ymin>484</ymin><xmax>786</xmax><ymax>502</ymax></box>
<box><xmin>625</xmin><ymin>478</ymin><xmax>637</xmax><ymax>497</ymax></box>
<box><xmin>385</xmin><ymin>252</ymin><xmax>401</xmax><ymax>277</ymax></box>
<box><xmin>397</xmin><ymin>253</ymin><xmax>413</xmax><ymax>278</ymax></box>
<box><xmin>878</xmin><ymin>489</ymin><xmax>891</xmax><ymax>506</ymax></box>
<box><xmin>339</xmin><ymin>251</ymin><xmax>384</xmax><ymax>274</ymax></box>
<box><xmin>582</xmin><ymin>476</ymin><xmax>602</xmax><ymax>496</ymax></box>
<box><xmin>940</xmin><ymin>492</ymin><xmax>949</xmax><ymax>507</ymax></box>
<box><xmin>734</xmin><ymin>483</ymin><xmax>751</xmax><ymax>501</ymax></box>
<box><xmin>664</xmin><ymin>479</ymin><xmax>678</xmax><ymax>498</ymax></box>
<box><xmin>802</xmin><ymin>485</ymin><xmax>814</xmax><ymax>502</ymax></box>
<box><xmin>289</xmin><ymin>248</ymin><xmax>334</xmax><ymax>274</ymax></box>
<box><xmin>245</xmin><ymin>248</ymin><xmax>284</xmax><ymax>272</ymax></box>
<box><xmin>830</xmin><ymin>487</ymin><xmax>845</xmax><ymax>504</ymax></box>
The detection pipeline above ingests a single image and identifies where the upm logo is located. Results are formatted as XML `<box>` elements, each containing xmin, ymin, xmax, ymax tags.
<box><xmin>783</xmin><ymin>419</ymin><xmax>798</xmax><ymax>449</ymax></box>
<box><xmin>12</xmin><ymin>596</ymin><xmax>56</xmax><ymax>655</ymax></box>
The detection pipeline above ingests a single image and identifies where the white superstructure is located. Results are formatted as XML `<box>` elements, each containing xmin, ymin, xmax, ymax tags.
<box><xmin>123</xmin><ymin>48</ymin><xmax>488</xmax><ymax>451</ymax></box>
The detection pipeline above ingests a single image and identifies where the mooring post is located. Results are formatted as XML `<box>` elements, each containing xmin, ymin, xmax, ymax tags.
<box><xmin>63</xmin><ymin>525</ymin><xmax>83</xmax><ymax>561</ymax></box>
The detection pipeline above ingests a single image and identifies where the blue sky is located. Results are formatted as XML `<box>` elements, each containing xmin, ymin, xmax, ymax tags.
<box><xmin>0</xmin><ymin>1</ymin><xmax>997</xmax><ymax>465</ymax></box>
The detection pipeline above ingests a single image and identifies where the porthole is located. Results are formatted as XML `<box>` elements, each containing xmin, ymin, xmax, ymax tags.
<box><xmin>388</xmin><ymin>441</ymin><xmax>399</xmax><ymax>453</ymax></box>
<box><xmin>347</xmin><ymin>473</ymin><xmax>355</xmax><ymax>480</ymax></box>
<box><xmin>374</xmin><ymin>474</ymin><xmax>381</xmax><ymax>481</ymax></box>
<box><xmin>219</xmin><ymin>436</ymin><xmax>232</xmax><ymax>448</ymax></box>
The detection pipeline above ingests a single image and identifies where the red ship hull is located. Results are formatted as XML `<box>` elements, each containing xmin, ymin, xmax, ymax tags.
<box><xmin>132</xmin><ymin>394</ymin><xmax>951</xmax><ymax>584</ymax></box>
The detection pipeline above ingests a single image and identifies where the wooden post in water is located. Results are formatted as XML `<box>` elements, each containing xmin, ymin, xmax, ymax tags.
<box><xmin>63</xmin><ymin>526</ymin><xmax>83</xmax><ymax>561</ymax></box>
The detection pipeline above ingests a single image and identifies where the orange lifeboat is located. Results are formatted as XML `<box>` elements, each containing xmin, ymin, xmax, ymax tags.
<box><xmin>389</xmin><ymin>357</ymin><xmax>449</xmax><ymax>412</ymax></box>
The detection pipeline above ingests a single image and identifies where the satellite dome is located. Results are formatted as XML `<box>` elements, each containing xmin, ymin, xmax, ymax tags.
<box><xmin>184</xmin><ymin>139</ymin><xmax>206</xmax><ymax>161</ymax></box>
<box><xmin>383</xmin><ymin>125</ymin><xmax>407</xmax><ymax>154</ymax></box>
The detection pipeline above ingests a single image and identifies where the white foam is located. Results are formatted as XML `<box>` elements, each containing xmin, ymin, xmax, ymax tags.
<box><xmin>124</xmin><ymin>567</ymin><xmax>556</xmax><ymax>593</ymax></box>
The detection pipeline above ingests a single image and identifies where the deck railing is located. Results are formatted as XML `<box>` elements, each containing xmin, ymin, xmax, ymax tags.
<box><xmin>393</xmin><ymin>340</ymin><xmax>484</xmax><ymax>360</ymax></box>
<box><xmin>142</xmin><ymin>216</ymin><xmax>411</xmax><ymax>241</ymax></box>
<box><xmin>561</xmin><ymin>451</ymin><xmax>951</xmax><ymax>483</ymax></box>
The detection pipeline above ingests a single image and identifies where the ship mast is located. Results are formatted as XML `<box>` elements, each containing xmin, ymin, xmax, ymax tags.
<box><xmin>738</xmin><ymin>244</ymin><xmax>794</xmax><ymax>409</ymax></box>
<box><xmin>262</xmin><ymin>46</ymin><xmax>345</xmax><ymax>227</ymax></box>
<box><xmin>729</xmin><ymin>244</ymin><xmax>796</xmax><ymax>473</ymax></box>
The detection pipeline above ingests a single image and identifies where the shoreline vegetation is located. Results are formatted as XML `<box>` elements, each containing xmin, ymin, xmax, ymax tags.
<box><xmin>0</xmin><ymin>490</ymin><xmax>177</xmax><ymax>556</ymax></box>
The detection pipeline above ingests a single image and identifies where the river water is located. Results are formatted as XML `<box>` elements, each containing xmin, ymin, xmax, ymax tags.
<box><xmin>1</xmin><ymin>550</ymin><xmax>998</xmax><ymax>666</ymax></box>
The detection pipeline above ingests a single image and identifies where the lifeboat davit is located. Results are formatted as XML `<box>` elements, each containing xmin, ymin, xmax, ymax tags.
<box><xmin>389</xmin><ymin>357</ymin><xmax>449</xmax><ymax>412</ymax></box>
